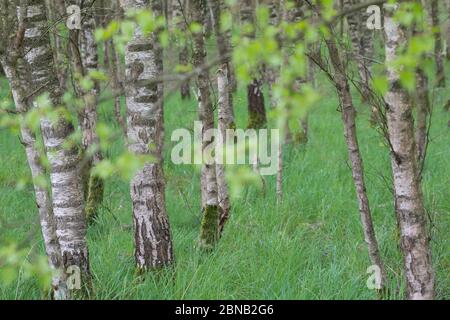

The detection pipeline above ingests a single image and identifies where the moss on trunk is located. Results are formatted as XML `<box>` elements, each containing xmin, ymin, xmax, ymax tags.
<box><xmin>85</xmin><ymin>174</ymin><xmax>104</xmax><ymax>224</ymax></box>
<box><xmin>199</xmin><ymin>205</ymin><xmax>220</xmax><ymax>250</ymax></box>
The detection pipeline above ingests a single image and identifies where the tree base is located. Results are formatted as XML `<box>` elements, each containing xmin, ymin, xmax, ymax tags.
<box><xmin>85</xmin><ymin>175</ymin><xmax>104</xmax><ymax>224</ymax></box>
<box><xmin>199</xmin><ymin>205</ymin><xmax>219</xmax><ymax>251</ymax></box>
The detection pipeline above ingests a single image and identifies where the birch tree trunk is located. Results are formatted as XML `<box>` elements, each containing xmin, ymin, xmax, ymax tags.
<box><xmin>208</xmin><ymin>0</ymin><xmax>237</xmax><ymax>94</ymax></box>
<box><xmin>343</xmin><ymin>0</ymin><xmax>374</xmax><ymax>97</ymax></box>
<box><xmin>325</xmin><ymin>37</ymin><xmax>386</xmax><ymax>291</ymax></box>
<box><xmin>192</xmin><ymin>0</ymin><xmax>220</xmax><ymax>250</ymax></box>
<box><xmin>287</xmin><ymin>0</ymin><xmax>308</xmax><ymax>144</ymax></box>
<box><xmin>384</xmin><ymin>4</ymin><xmax>435</xmax><ymax>299</ymax></box>
<box><xmin>120</xmin><ymin>0</ymin><xmax>174</xmax><ymax>269</ymax></box>
<box><xmin>46</xmin><ymin>0</ymin><xmax>67</xmax><ymax>89</ymax></box>
<box><xmin>216</xmin><ymin>65</ymin><xmax>233</xmax><ymax>234</ymax></box>
<box><xmin>22</xmin><ymin>0</ymin><xmax>91</xmax><ymax>295</ymax></box>
<box><xmin>103</xmin><ymin>0</ymin><xmax>127</xmax><ymax>137</ymax></box>
<box><xmin>266</xmin><ymin>0</ymin><xmax>283</xmax><ymax>202</ymax></box>
<box><xmin>208</xmin><ymin>0</ymin><xmax>236</xmax><ymax>226</ymax></box>
<box><xmin>0</xmin><ymin>0</ymin><xmax>68</xmax><ymax>299</ymax></box>
<box><xmin>172</xmin><ymin>0</ymin><xmax>191</xmax><ymax>100</ymax></box>
<box><xmin>66</xmin><ymin>0</ymin><xmax>104</xmax><ymax>223</ymax></box>
<box><xmin>1</xmin><ymin>57</ymin><xmax>68</xmax><ymax>300</ymax></box>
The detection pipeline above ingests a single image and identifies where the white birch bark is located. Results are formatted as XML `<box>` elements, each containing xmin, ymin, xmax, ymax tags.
<box><xmin>208</xmin><ymin>0</ymin><xmax>237</xmax><ymax>93</ymax></box>
<box><xmin>216</xmin><ymin>65</ymin><xmax>232</xmax><ymax>234</ymax></box>
<box><xmin>192</xmin><ymin>0</ymin><xmax>220</xmax><ymax>249</ymax></box>
<box><xmin>120</xmin><ymin>0</ymin><xmax>174</xmax><ymax>269</ymax></box>
<box><xmin>22</xmin><ymin>0</ymin><xmax>91</xmax><ymax>294</ymax></box>
<box><xmin>1</xmin><ymin>57</ymin><xmax>68</xmax><ymax>300</ymax></box>
<box><xmin>384</xmin><ymin>4</ymin><xmax>435</xmax><ymax>299</ymax></box>
<box><xmin>66</xmin><ymin>0</ymin><xmax>104</xmax><ymax>223</ymax></box>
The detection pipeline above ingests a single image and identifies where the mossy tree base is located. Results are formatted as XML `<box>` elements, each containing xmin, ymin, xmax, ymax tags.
<box><xmin>199</xmin><ymin>205</ymin><xmax>220</xmax><ymax>251</ymax></box>
<box><xmin>85</xmin><ymin>174</ymin><xmax>104</xmax><ymax>224</ymax></box>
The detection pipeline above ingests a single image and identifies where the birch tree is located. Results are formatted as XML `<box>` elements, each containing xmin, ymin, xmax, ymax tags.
<box><xmin>216</xmin><ymin>65</ymin><xmax>233</xmax><ymax>234</ymax></box>
<box><xmin>66</xmin><ymin>0</ymin><xmax>104</xmax><ymax>223</ymax></box>
<box><xmin>22</xmin><ymin>0</ymin><xmax>92</xmax><ymax>294</ymax></box>
<box><xmin>120</xmin><ymin>0</ymin><xmax>174</xmax><ymax>269</ymax></box>
<box><xmin>324</xmin><ymin>36</ymin><xmax>386</xmax><ymax>291</ymax></box>
<box><xmin>384</xmin><ymin>3</ymin><xmax>435</xmax><ymax>299</ymax></box>
<box><xmin>208</xmin><ymin>0</ymin><xmax>235</xmax><ymax>232</ymax></box>
<box><xmin>343</xmin><ymin>0</ymin><xmax>374</xmax><ymax>96</ymax></box>
<box><xmin>191</xmin><ymin>0</ymin><xmax>220</xmax><ymax>249</ymax></box>
<box><xmin>208</xmin><ymin>0</ymin><xmax>237</xmax><ymax>93</ymax></box>
<box><xmin>172</xmin><ymin>0</ymin><xmax>191</xmax><ymax>100</ymax></box>
<box><xmin>0</xmin><ymin>0</ymin><xmax>68</xmax><ymax>299</ymax></box>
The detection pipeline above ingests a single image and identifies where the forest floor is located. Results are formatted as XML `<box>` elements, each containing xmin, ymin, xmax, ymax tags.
<box><xmin>0</xmin><ymin>75</ymin><xmax>448</xmax><ymax>299</ymax></box>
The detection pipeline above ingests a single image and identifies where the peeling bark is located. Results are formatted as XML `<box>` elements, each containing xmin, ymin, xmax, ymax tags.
<box><xmin>120</xmin><ymin>0</ymin><xmax>174</xmax><ymax>269</ymax></box>
<box><xmin>384</xmin><ymin>4</ymin><xmax>435</xmax><ymax>299</ymax></box>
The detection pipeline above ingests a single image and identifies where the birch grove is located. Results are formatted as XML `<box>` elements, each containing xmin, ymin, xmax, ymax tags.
<box><xmin>0</xmin><ymin>0</ymin><xmax>447</xmax><ymax>301</ymax></box>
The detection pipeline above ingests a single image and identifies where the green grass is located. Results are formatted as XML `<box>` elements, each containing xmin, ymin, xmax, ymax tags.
<box><xmin>0</xmin><ymin>75</ymin><xmax>448</xmax><ymax>300</ymax></box>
